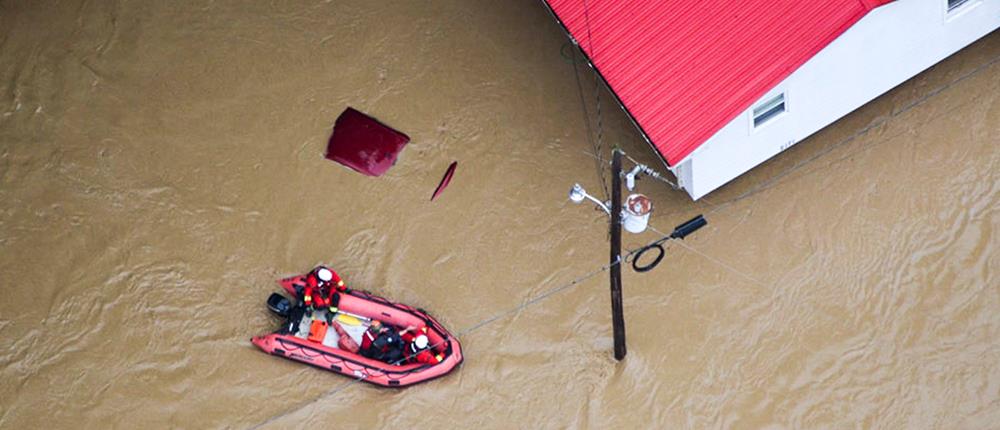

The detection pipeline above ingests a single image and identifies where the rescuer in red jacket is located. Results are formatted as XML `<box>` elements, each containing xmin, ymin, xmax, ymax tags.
<box><xmin>301</xmin><ymin>266</ymin><xmax>347</xmax><ymax>323</ymax></box>
<box><xmin>402</xmin><ymin>325</ymin><xmax>444</xmax><ymax>365</ymax></box>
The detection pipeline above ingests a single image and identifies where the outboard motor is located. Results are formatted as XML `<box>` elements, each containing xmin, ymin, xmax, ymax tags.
<box><xmin>267</xmin><ymin>293</ymin><xmax>293</xmax><ymax>317</ymax></box>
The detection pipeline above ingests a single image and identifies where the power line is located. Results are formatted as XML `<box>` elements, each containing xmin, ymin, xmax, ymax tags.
<box><xmin>646</xmin><ymin>225</ymin><xmax>768</xmax><ymax>288</ymax></box>
<box><xmin>570</xmin><ymin>47</ymin><xmax>610</xmax><ymax>201</ymax></box>
<box><xmin>573</xmin><ymin>0</ymin><xmax>611</xmax><ymax>200</ymax></box>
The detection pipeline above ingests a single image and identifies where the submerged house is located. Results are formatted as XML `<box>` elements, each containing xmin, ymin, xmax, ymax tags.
<box><xmin>541</xmin><ymin>0</ymin><xmax>1000</xmax><ymax>200</ymax></box>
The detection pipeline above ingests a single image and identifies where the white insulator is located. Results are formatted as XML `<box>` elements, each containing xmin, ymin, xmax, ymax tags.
<box><xmin>622</xmin><ymin>193</ymin><xmax>652</xmax><ymax>234</ymax></box>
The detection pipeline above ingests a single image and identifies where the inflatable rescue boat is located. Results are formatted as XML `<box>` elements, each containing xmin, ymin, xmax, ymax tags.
<box><xmin>252</xmin><ymin>273</ymin><xmax>463</xmax><ymax>387</ymax></box>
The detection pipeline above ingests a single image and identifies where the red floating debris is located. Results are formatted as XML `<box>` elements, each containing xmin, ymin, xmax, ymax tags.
<box><xmin>325</xmin><ymin>107</ymin><xmax>410</xmax><ymax>176</ymax></box>
<box><xmin>431</xmin><ymin>161</ymin><xmax>457</xmax><ymax>201</ymax></box>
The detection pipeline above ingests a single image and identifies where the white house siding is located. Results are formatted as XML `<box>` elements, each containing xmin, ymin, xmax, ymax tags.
<box><xmin>673</xmin><ymin>0</ymin><xmax>1000</xmax><ymax>200</ymax></box>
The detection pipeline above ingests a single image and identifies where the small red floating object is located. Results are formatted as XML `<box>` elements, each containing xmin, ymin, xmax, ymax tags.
<box><xmin>431</xmin><ymin>161</ymin><xmax>457</xmax><ymax>201</ymax></box>
<box><xmin>325</xmin><ymin>107</ymin><xmax>410</xmax><ymax>176</ymax></box>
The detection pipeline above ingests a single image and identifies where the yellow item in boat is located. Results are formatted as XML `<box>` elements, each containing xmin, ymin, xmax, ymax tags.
<box><xmin>336</xmin><ymin>313</ymin><xmax>362</xmax><ymax>326</ymax></box>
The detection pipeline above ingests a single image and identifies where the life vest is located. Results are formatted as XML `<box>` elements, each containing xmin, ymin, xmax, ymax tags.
<box><xmin>406</xmin><ymin>343</ymin><xmax>443</xmax><ymax>364</ymax></box>
<box><xmin>305</xmin><ymin>272</ymin><xmax>318</xmax><ymax>288</ymax></box>
<box><xmin>302</xmin><ymin>284</ymin><xmax>330</xmax><ymax>308</ymax></box>
<box><xmin>364</xmin><ymin>330</ymin><xmax>401</xmax><ymax>359</ymax></box>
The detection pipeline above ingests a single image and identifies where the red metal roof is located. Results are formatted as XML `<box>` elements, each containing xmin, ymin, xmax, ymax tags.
<box><xmin>543</xmin><ymin>0</ymin><xmax>892</xmax><ymax>165</ymax></box>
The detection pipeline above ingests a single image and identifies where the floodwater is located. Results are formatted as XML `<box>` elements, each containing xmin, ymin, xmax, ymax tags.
<box><xmin>1</xmin><ymin>1</ymin><xmax>997</xmax><ymax>428</ymax></box>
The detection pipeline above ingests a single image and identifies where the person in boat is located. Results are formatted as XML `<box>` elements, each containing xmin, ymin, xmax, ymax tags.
<box><xmin>360</xmin><ymin>319</ymin><xmax>386</xmax><ymax>358</ymax></box>
<box><xmin>359</xmin><ymin>319</ymin><xmax>389</xmax><ymax>360</ymax></box>
<box><xmin>402</xmin><ymin>325</ymin><xmax>444</xmax><ymax>365</ymax></box>
<box><xmin>359</xmin><ymin>320</ymin><xmax>405</xmax><ymax>364</ymax></box>
<box><xmin>302</xmin><ymin>266</ymin><xmax>347</xmax><ymax>323</ymax></box>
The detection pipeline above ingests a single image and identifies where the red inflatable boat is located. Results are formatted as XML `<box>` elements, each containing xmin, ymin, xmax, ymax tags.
<box><xmin>252</xmin><ymin>273</ymin><xmax>463</xmax><ymax>387</ymax></box>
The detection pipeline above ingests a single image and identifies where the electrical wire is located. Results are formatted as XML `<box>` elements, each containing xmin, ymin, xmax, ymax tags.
<box><xmin>580</xmin><ymin>0</ymin><xmax>610</xmax><ymax>201</ymax></box>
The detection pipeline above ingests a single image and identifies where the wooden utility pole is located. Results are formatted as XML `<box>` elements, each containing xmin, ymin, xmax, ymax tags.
<box><xmin>609</xmin><ymin>149</ymin><xmax>626</xmax><ymax>360</ymax></box>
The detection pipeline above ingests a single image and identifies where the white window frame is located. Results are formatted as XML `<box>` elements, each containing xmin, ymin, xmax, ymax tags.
<box><xmin>944</xmin><ymin>0</ymin><xmax>982</xmax><ymax>21</ymax></box>
<box><xmin>749</xmin><ymin>91</ymin><xmax>788</xmax><ymax>132</ymax></box>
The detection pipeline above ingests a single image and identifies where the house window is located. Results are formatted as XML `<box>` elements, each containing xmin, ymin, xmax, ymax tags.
<box><xmin>948</xmin><ymin>0</ymin><xmax>971</xmax><ymax>12</ymax></box>
<box><xmin>752</xmin><ymin>93</ymin><xmax>786</xmax><ymax>128</ymax></box>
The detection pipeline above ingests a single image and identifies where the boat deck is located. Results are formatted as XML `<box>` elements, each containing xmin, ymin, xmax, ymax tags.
<box><xmin>294</xmin><ymin>309</ymin><xmax>369</xmax><ymax>349</ymax></box>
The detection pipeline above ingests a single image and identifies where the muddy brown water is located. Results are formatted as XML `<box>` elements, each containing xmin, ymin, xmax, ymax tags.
<box><xmin>1</xmin><ymin>1</ymin><xmax>998</xmax><ymax>428</ymax></box>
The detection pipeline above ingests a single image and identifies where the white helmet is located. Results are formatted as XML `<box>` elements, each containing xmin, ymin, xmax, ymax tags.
<box><xmin>415</xmin><ymin>334</ymin><xmax>429</xmax><ymax>349</ymax></box>
<box><xmin>317</xmin><ymin>268</ymin><xmax>333</xmax><ymax>282</ymax></box>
